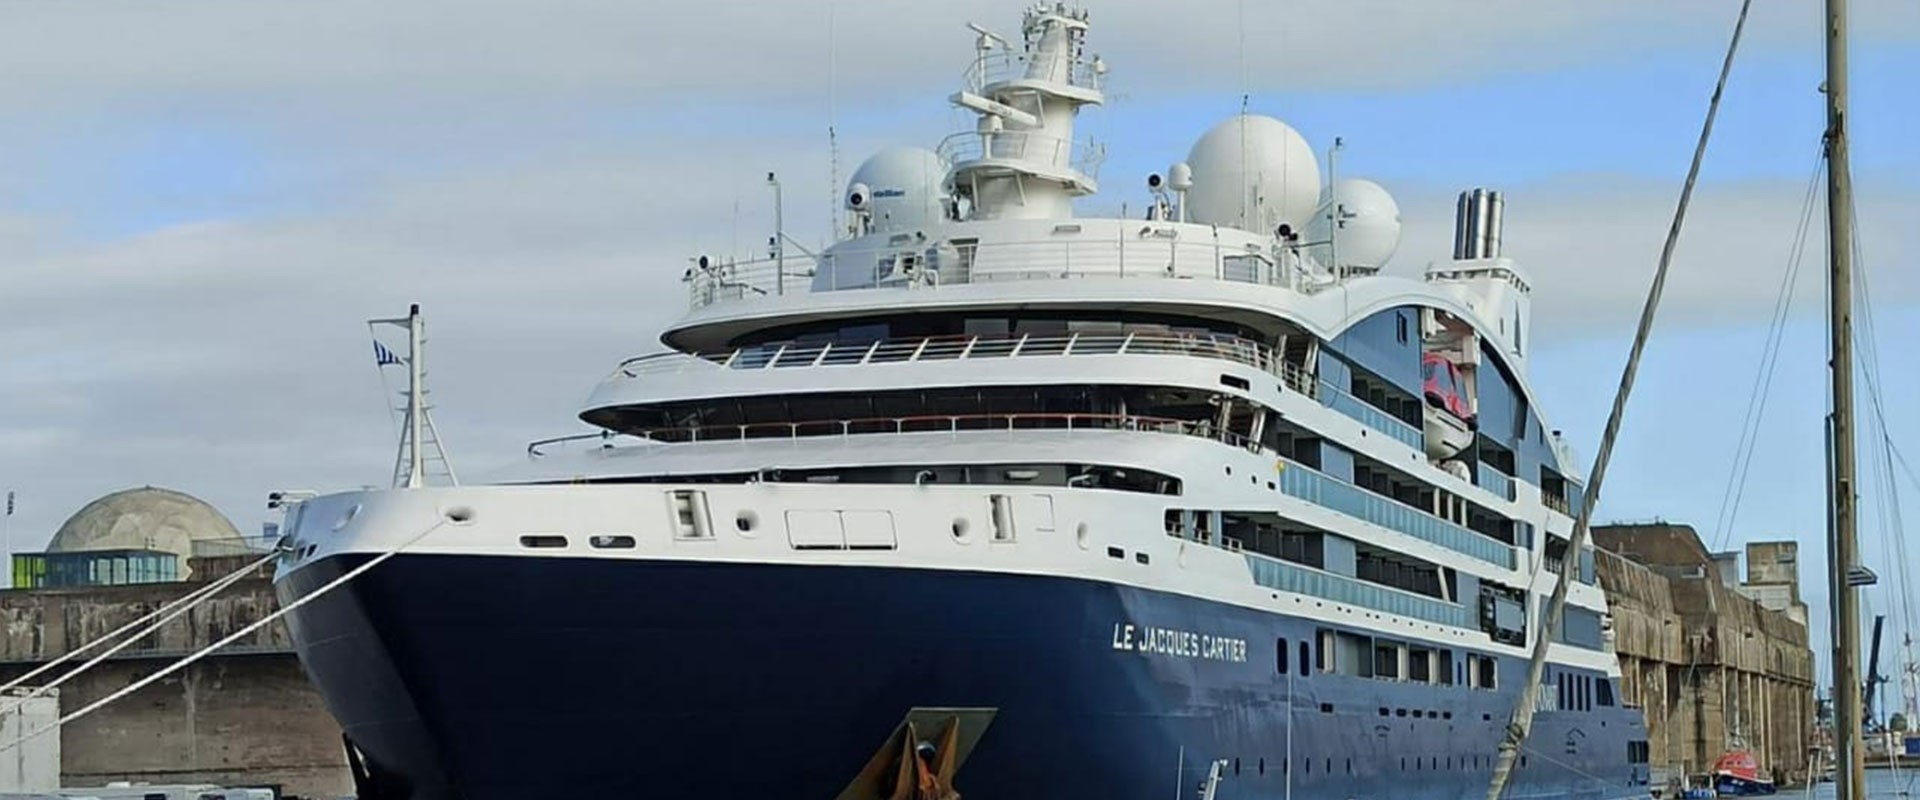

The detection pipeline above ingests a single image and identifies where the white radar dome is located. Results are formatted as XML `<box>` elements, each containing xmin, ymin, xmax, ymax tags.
<box><xmin>848</xmin><ymin>146</ymin><xmax>951</xmax><ymax>234</ymax></box>
<box><xmin>1184</xmin><ymin>114</ymin><xmax>1321</xmax><ymax>234</ymax></box>
<box><xmin>1308</xmin><ymin>178</ymin><xmax>1402</xmax><ymax>272</ymax></box>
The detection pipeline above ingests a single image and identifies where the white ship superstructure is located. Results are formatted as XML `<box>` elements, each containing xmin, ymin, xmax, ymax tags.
<box><xmin>273</xmin><ymin>7</ymin><xmax>1650</xmax><ymax>799</ymax></box>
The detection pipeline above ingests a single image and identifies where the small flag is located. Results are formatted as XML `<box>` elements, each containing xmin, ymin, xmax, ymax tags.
<box><xmin>5</xmin><ymin>491</ymin><xmax>12</xmax><ymax>517</ymax></box>
<box><xmin>373</xmin><ymin>339</ymin><xmax>403</xmax><ymax>367</ymax></box>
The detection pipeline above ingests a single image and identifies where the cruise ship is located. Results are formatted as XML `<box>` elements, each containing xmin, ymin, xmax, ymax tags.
<box><xmin>273</xmin><ymin>6</ymin><xmax>1652</xmax><ymax>799</ymax></box>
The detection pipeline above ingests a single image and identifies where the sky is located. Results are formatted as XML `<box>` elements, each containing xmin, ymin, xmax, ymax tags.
<box><xmin>2</xmin><ymin>0</ymin><xmax>1918</xmax><ymax>697</ymax></box>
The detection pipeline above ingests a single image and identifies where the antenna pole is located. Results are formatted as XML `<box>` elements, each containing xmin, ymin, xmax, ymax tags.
<box><xmin>1327</xmin><ymin>137</ymin><xmax>1343</xmax><ymax>280</ymax></box>
<box><xmin>405</xmin><ymin>303</ymin><xmax>425</xmax><ymax>489</ymax></box>
<box><xmin>828</xmin><ymin>0</ymin><xmax>841</xmax><ymax>240</ymax></box>
<box><xmin>1824</xmin><ymin>0</ymin><xmax>1865</xmax><ymax>796</ymax></box>
<box><xmin>768</xmin><ymin>172</ymin><xmax>785</xmax><ymax>295</ymax></box>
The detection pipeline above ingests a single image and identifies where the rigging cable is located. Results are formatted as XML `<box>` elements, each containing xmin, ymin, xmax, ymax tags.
<box><xmin>1484</xmin><ymin>1</ymin><xmax>1754</xmax><ymax>797</ymax></box>
<box><xmin>1847</xmin><ymin>182</ymin><xmax>1919</xmax><ymax>726</ymax></box>
<box><xmin>1706</xmin><ymin>150</ymin><xmax>1826</xmax><ymax>553</ymax></box>
<box><xmin>1653</xmin><ymin>150</ymin><xmax>1825</xmax><ymax>752</ymax></box>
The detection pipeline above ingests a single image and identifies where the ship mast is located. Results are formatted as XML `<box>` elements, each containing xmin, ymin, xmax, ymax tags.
<box><xmin>1824</xmin><ymin>0</ymin><xmax>1865</xmax><ymax>797</ymax></box>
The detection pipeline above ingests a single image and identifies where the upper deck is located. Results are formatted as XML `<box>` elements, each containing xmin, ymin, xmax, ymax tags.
<box><xmin>685</xmin><ymin>217</ymin><xmax>1304</xmax><ymax>312</ymax></box>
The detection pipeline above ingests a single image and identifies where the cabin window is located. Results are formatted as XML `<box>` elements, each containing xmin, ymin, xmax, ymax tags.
<box><xmin>1374</xmin><ymin>642</ymin><xmax>1400</xmax><ymax>680</ymax></box>
<box><xmin>1277</xmin><ymin>638</ymin><xmax>1290</xmax><ymax>675</ymax></box>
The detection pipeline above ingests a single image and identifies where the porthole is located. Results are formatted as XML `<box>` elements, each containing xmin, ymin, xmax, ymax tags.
<box><xmin>735</xmin><ymin>510</ymin><xmax>759</xmax><ymax>533</ymax></box>
<box><xmin>588</xmin><ymin>535</ymin><xmax>636</xmax><ymax>549</ymax></box>
<box><xmin>951</xmin><ymin>518</ymin><xmax>971</xmax><ymax>540</ymax></box>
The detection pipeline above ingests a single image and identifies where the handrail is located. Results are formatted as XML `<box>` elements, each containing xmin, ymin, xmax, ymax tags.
<box><xmin>527</xmin><ymin>431</ymin><xmax>628</xmax><ymax>458</ymax></box>
<box><xmin>962</xmin><ymin>49</ymin><xmax>1104</xmax><ymax>94</ymax></box>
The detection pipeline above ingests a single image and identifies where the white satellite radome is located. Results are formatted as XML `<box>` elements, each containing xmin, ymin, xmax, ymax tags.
<box><xmin>1183</xmin><ymin>114</ymin><xmax>1321</xmax><ymax>234</ymax></box>
<box><xmin>1308</xmin><ymin>177</ymin><xmax>1403</xmax><ymax>272</ymax></box>
<box><xmin>847</xmin><ymin>146</ymin><xmax>952</xmax><ymax>234</ymax></box>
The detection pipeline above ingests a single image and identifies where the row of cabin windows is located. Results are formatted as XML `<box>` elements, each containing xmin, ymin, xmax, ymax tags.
<box><xmin>1224</xmin><ymin>753</ymin><xmax>1531</xmax><ymax>778</ymax></box>
<box><xmin>1275</xmin><ymin>632</ymin><xmax>1498</xmax><ymax>691</ymax></box>
<box><xmin>1556</xmin><ymin>671</ymin><xmax>1617</xmax><ymax>711</ymax></box>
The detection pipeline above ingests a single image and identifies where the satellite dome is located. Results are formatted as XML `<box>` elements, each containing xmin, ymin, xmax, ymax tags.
<box><xmin>848</xmin><ymin>146</ymin><xmax>951</xmax><ymax>234</ymax></box>
<box><xmin>1183</xmin><ymin>114</ymin><xmax>1321</xmax><ymax>234</ymax></box>
<box><xmin>48</xmin><ymin>486</ymin><xmax>241</xmax><ymax>578</ymax></box>
<box><xmin>1307</xmin><ymin>178</ymin><xmax>1403</xmax><ymax>272</ymax></box>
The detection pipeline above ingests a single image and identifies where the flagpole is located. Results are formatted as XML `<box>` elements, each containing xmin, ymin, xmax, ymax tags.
<box><xmin>4</xmin><ymin>491</ymin><xmax>14</xmax><ymax>590</ymax></box>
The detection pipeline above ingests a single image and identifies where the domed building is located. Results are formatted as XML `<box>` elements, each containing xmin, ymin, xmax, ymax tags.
<box><xmin>15</xmin><ymin>486</ymin><xmax>245</xmax><ymax>588</ymax></box>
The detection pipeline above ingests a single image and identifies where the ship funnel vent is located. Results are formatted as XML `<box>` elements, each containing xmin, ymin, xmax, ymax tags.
<box><xmin>1452</xmin><ymin>188</ymin><xmax>1504</xmax><ymax>260</ymax></box>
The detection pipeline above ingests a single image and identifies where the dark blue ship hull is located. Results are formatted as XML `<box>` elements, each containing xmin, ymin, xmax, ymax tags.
<box><xmin>276</xmin><ymin>555</ymin><xmax>1650</xmax><ymax>800</ymax></box>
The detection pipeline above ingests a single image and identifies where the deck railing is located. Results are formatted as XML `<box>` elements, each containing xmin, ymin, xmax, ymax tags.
<box><xmin>1243</xmin><ymin>553</ymin><xmax>1474</xmax><ymax>628</ymax></box>
<box><xmin>1317</xmin><ymin>384</ymin><xmax>1422</xmax><ymax>450</ymax></box>
<box><xmin>963</xmin><ymin>49</ymin><xmax>1105</xmax><ymax>95</ymax></box>
<box><xmin>530</xmin><ymin>411</ymin><xmax>1260</xmax><ymax>458</ymax></box>
<box><xmin>613</xmin><ymin>332</ymin><xmax>1300</xmax><ymax>384</ymax></box>
<box><xmin>685</xmin><ymin>232</ymin><xmax>1297</xmax><ymax>310</ymax></box>
<box><xmin>937</xmin><ymin>131</ymin><xmax>1107</xmax><ymax>181</ymax></box>
<box><xmin>1475</xmin><ymin>462</ymin><xmax>1517</xmax><ymax>502</ymax></box>
<box><xmin>1274</xmin><ymin>457</ymin><xmax>1516</xmax><ymax>570</ymax></box>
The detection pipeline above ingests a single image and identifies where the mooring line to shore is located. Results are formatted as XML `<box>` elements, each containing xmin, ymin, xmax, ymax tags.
<box><xmin>0</xmin><ymin>549</ymin><xmax>282</xmax><ymax>703</ymax></box>
<box><xmin>0</xmin><ymin>515</ymin><xmax>450</xmax><ymax>754</ymax></box>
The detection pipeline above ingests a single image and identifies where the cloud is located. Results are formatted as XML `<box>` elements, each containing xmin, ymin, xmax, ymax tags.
<box><xmin>2</xmin><ymin>0</ymin><xmax>1916</xmax><ymax>110</ymax></box>
<box><xmin>3</xmin><ymin>0</ymin><xmax>1917</xmax><ymax>570</ymax></box>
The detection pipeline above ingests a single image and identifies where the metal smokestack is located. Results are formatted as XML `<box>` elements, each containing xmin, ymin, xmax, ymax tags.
<box><xmin>1453</xmin><ymin>191</ymin><xmax>1473</xmax><ymax>260</ymax></box>
<box><xmin>1485</xmin><ymin>190</ymin><xmax>1504</xmax><ymax>259</ymax></box>
<box><xmin>1452</xmin><ymin>188</ymin><xmax>1504</xmax><ymax>260</ymax></box>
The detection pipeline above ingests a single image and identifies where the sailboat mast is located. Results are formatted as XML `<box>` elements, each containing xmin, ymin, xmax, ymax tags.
<box><xmin>1824</xmin><ymin>0</ymin><xmax>1864</xmax><ymax>797</ymax></box>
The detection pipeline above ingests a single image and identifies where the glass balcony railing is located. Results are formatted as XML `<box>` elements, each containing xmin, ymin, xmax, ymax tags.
<box><xmin>1320</xmin><ymin>385</ymin><xmax>1423</xmax><ymax>451</ymax></box>
<box><xmin>1475</xmin><ymin>462</ymin><xmax>1516</xmax><ymax>502</ymax></box>
<box><xmin>1275</xmin><ymin>458</ymin><xmax>1516</xmax><ymax>570</ymax></box>
<box><xmin>1244</xmin><ymin>554</ymin><xmax>1474</xmax><ymax>628</ymax></box>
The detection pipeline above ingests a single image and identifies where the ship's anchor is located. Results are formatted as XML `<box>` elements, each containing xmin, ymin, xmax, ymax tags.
<box><xmin>894</xmin><ymin>719</ymin><xmax>962</xmax><ymax>800</ymax></box>
<box><xmin>837</xmin><ymin>707</ymin><xmax>997</xmax><ymax>800</ymax></box>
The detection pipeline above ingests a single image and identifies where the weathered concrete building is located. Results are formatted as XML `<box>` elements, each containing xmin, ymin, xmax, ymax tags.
<box><xmin>0</xmin><ymin>488</ymin><xmax>350</xmax><ymax>798</ymax></box>
<box><xmin>1595</xmin><ymin>523</ymin><xmax>1816</xmax><ymax>787</ymax></box>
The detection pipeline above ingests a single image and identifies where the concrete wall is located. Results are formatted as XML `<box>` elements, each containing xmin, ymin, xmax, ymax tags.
<box><xmin>1596</xmin><ymin>523</ymin><xmax>1817</xmax><ymax>787</ymax></box>
<box><xmin>0</xmin><ymin>692</ymin><xmax>60</xmax><ymax>793</ymax></box>
<box><xmin>0</xmin><ymin>558</ymin><xmax>349</xmax><ymax>799</ymax></box>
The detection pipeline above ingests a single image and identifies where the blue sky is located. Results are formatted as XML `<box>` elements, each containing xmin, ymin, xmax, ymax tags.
<box><xmin>1</xmin><ymin>0</ymin><xmax>1917</xmax><ymax>697</ymax></box>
